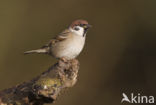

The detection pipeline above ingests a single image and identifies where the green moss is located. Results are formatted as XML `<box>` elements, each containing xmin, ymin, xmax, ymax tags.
<box><xmin>15</xmin><ymin>101</ymin><xmax>21</xmax><ymax>105</ymax></box>
<box><xmin>35</xmin><ymin>77</ymin><xmax>62</xmax><ymax>88</ymax></box>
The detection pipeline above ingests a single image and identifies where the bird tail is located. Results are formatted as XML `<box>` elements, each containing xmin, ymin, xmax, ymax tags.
<box><xmin>24</xmin><ymin>48</ymin><xmax>48</xmax><ymax>54</ymax></box>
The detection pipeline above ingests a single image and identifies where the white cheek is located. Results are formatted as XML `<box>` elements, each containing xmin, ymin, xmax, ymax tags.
<box><xmin>69</xmin><ymin>27</ymin><xmax>84</xmax><ymax>36</ymax></box>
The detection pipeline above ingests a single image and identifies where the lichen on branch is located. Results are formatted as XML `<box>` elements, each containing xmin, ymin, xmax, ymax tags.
<box><xmin>0</xmin><ymin>59</ymin><xmax>79</xmax><ymax>105</ymax></box>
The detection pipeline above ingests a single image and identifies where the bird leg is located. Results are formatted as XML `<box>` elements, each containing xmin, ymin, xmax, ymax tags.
<box><xmin>60</xmin><ymin>57</ymin><xmax>68</xmax><ymax>63</ymax></box>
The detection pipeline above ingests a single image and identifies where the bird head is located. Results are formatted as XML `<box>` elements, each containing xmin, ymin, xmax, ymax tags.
<box><xmin>69</xmin><ymin>19</ymin><xmax>91</xmax><ymax>37</ymax></box>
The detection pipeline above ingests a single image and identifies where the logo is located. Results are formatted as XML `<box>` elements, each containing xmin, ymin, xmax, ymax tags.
<box><xmin>121</xmin><ymin>93</ymin><xmax>155</xmax><ymax>104</ymax></box>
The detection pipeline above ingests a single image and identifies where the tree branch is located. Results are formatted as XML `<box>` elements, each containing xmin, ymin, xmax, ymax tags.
<box><xmin>0</xmin><ymin>59</ymin><xmax>79</xmax><ymax>105</ymax></box>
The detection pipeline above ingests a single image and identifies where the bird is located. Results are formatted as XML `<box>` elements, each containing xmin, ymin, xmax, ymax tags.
<box><xmin>24</xmin><ymin>19</ymin><xmax>91</xmax><ymax>61</ymax></box>
<box><xmin>121</xmin><ymin>93</ymin><xmax>131</xmax><ymax>103</ymax></box>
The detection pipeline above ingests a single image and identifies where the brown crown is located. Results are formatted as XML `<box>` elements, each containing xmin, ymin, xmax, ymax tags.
<box><xmin>70</xmin><ymin>19</ymin><xmax>88</xmax><ymax>28</ymax></box>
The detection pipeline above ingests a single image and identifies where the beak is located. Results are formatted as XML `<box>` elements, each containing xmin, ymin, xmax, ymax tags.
<box><xmin>83</xmin><ymin>24</ymin><xmax>91</xmax><ymax>37</ymax></box>
<box><xmin>84</xmin><ymin>24</ymin><xmax>92</xmax><ymax>29</ymax></box>
<box><xmin>87</xmin><ymin>24</ymin><xmax>92</xmax><ymax>28</ymax></box>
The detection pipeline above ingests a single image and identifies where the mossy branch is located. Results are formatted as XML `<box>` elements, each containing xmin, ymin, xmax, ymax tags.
<box><xmin>0</xmin><ymin>59</ymin><xmax>79</xmax><ymax>105</ymax></box>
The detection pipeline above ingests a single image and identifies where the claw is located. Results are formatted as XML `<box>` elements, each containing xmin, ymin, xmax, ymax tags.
<box><xmin>60</xmin><ymin>57</ymin><xmax>68</xmax><ymax>62</ymax></box>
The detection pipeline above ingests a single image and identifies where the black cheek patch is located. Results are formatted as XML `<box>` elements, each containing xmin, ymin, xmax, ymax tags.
<box><xmin>74</xmin><ymin>27</ymin><xmax>79</xmax><ymax>31</ymax></box>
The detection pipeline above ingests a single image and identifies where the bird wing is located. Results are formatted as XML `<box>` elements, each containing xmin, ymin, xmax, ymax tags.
<box><xmin>41</xmin><ymin>29</ymin><xmax>70</xmax><ymax>48</ymax></box>
<box><xmin>24</xmin><ymin>29</ymin><xmax>71</xmax><ymax>54</ymax></box>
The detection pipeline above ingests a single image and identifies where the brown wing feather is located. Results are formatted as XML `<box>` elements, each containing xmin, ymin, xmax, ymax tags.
<box><xmin>41</xmin><ymin>29</ymin><xmax>70</xmax><ymax>48</ymax></box>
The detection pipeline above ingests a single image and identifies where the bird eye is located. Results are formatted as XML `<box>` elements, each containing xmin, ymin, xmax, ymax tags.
<box><xmin>80</xmin><ymin>24</ymin><xmax>84</xmax><ymax>27</ymax></box>
<box><xmin>74</xmin><ymin>27</ymin><xmax>80</xmax><ymax>31</ymax></box>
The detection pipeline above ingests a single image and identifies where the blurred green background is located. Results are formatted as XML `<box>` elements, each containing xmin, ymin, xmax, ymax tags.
<box><xmin>0</xmin><ymin>0</ymin><xmax>156</xmax><ymax>105</ymax></box>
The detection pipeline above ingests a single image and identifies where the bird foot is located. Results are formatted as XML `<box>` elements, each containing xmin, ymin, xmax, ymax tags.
<box><xmin>60</xmin><ymin>57</ymin><xmax>68</xmax><ymax>63</ymax></box>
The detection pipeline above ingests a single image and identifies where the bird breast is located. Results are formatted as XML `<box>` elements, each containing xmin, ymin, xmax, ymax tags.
<box><xmin>51</xmin><ymin>35</ymin><xmax>85</xmax><ymax>59</ymax></box>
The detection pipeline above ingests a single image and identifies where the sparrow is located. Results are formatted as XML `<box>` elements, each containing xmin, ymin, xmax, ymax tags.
<box><xmin>24</xmin><ymin>19</ymin><xmax>91</xmax><ymax>60</ymax></box>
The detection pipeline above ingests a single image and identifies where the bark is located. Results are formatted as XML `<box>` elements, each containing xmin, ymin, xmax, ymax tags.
<box><xmin>0</xmin><ymin>59</ymin><xmax>79</xmax><ymax>105</ymax></box>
